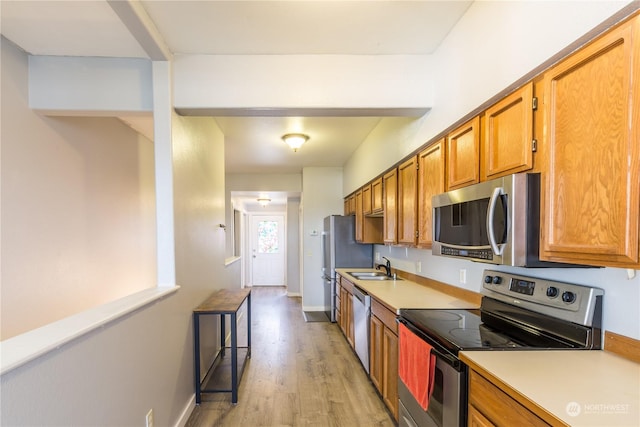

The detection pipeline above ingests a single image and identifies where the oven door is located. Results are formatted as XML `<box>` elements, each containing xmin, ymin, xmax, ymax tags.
<box><xmin>398</xmin><ymin>320</ymin><xmax>466</xmax><ymax>427</ymax></box>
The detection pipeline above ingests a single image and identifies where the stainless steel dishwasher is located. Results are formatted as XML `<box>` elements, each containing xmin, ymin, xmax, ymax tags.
<box><xmin>352</xmin><ymin>286</ymin><xmax>370</xmax><ymax>373</ymax></box>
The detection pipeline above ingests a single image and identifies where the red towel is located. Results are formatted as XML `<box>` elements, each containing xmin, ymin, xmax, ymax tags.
<box><xmin>398</xmin><ymin>323</ymin><xmax>436</xmax><ymax>410</ymax></box>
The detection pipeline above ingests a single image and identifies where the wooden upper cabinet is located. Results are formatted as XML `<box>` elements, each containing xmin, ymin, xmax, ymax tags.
<box><xmin>540</xmin><ymin>14</ymin><xmax>640</xmax><ymax>267</ymax></box>
<box><xmin>362</xmin><ymin>184</ymin><xmax>373</xmax><ymax>215</ymax></box>
<box><xmin>344</xmin><ymin>194</ymin><xmax>355</xmax><ymax>216</ymax></box>
<box><xmin>483</xmin><ymin>81</ymin><xmax>535</xmax><ymax>180</ymax></box>
<box><xmin>383</xmin><ymin>169</ymin><xmax>398</xmax><ymax>244</ymax></box>
<box><xmin>371</xmin><ymin>177</ymin><xmax>384</xmax><ymax>214</ymax></box>
<box><xmin>447</xmin><ymin>116</ymin><xmax>480</xmax><ymax>190</ymax></box>
<box><xmin>417</xmin><ymin>140</ymin><xmax>446</xmax><ymax>248</ymax></box>
<box><xmin>356</xmin><ymin>183</ymin><xmax>384</xmax><ymax>244</ymax></box>
<box><xmin>354</xmin><ymin>189</ymin><xmax>364</xmax><ymax>242</ymax></box>
<box><xmin>397</xmin><ymin>156</ymin><xmax>418</xmax><ymax>245</ymax></box>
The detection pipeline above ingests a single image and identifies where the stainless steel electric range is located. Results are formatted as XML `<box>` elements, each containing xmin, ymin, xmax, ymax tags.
<box><xmin>397</xmin><ymin>270</ymin><xmax>604</xmax><ymax>427</ymax></box>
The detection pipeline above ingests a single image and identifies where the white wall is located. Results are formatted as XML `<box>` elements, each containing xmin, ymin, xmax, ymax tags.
<box><xmin>0</xmin><ymin>37</ymin><xmax>157</xmax><ymax>340</ymax></box>
<box><xmin>287</xmin><ymin>198</ymin><xmax>301</xmax><ymax>296</ymax></box>
<box><xmin>28</xmin><ymin>55</ymin><xmax>153</xmax><ymax>114</ymax></box>
<box><xmin>301</xmin><ymin>167</ymin><xmax>344</xmax><ymax>310</ymax></box>
<box><xmin>344</xmin><ymin>1</ymin><xmax>640</xmax><ymax>340</ymax></box>
<box><xmin>173</xmin><ymin>54</ymin><xmax>434</xmax><ymax>113</ymax></box>
<box><xmin>0</xmin><ymin>37</ymin><xmax>235</xmax><ymax>426</ymax></box>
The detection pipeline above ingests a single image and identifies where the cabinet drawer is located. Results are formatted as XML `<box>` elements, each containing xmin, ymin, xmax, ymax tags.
<box><xmin>468</xmin><ymin>370</ymin><xmax>549</xmax><ymax>427</ymax></box>
<box><xmin>371</xmin><ymin>298</ymin><xmax>398</xmax><ymax>335</ymax></box>
<box><xmin>340</xmin><ymin>277</ymin><xmax>354</xmax><ymax>294</ymax></box>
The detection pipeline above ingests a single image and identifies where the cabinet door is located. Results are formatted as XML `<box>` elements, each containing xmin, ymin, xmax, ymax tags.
<box><xmin>447</xmin><ymin>116</ymin><xmax>480</xmax><ymax>190</ymax></box>
<box><xmin>468</xmin><ymin>370</ymin><xmax>549</xmax><ymax>426</ymax></box>
<box><xmin>369</xmin><ymin>314</ymin><xmax>384</xmax><ymax>394</ymax></box>
<box><xmin>397</xmin><ymin>156</ymin><xmax>418</xmax><ymax>246</ymax></box>
<box><xmin>371</xmin><ymin>177</ymin><xmax>383</xmax><ymax>213</ymax></box>
<box><xmin>483</xmin><ymin>81</ymin><xmax>534</xmax><ymax>179</ymax></box>
<box><xmin>355</xmin><ymin>189</ymin><xmax>364</xmax><ymax>242</ymax></box>
<box><xmin>382</xmin><ymin>327</ymin><xmax>399</xmax><ymax>421</ymax></box>
<box><xmin>540</xmin><ymin>16</ymin><xmax>640</xmax><ymax>267</ymax></box>
<box><xmin>383</xmin><ymin>169</ymin><xmax>398</xmax><ymax>244</ymax></box>
<box><xmin>468</xmin><ymin>405</ymin><xmax>496</xmax><ymax>427</ymax></box>
<box><xmin>346</xmin><ymin>293</ymin><xmax>354</xmax><ymax>349</ymax></box>
<box><xmin>417</xmin><ymin>140</ymin><xmax>445</xmax><ymax>248</ymax></box>
<box><xmin>339</xmin><ymin>286</ymin><xmax>348</xmax><ymax>336</ymax></box>
<box><xmin>344</xmin><ymin>195</ymin><xmax>356</xmax><ymax>216</ymax></box>
<box><xmin>362</xmin><ymin>184</ymin><xmax>373</xmax><ymax>215</ymax></box>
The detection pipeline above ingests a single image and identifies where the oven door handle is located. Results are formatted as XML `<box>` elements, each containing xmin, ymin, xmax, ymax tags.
<box><xmin>398</xmin><ymin>319</ymin><xmax>462</xmax><ymax>370</ymax></box>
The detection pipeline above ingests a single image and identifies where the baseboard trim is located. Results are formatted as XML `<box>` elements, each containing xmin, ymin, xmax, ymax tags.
<box><xmin>286</xmin><ymin>291</ymin><xmax>301</xmax><ymax>297</ymax></box>
<box><xmin>174</xmin><ymin>394</ymin><xmax>196</xmax><ymax>427</ymax></box>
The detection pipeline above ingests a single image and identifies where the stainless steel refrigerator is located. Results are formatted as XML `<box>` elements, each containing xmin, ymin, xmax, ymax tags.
<box><xmin>322</xmin><ymin>215</ymin><xmax>373</xmax><ymax>322</ymax></box>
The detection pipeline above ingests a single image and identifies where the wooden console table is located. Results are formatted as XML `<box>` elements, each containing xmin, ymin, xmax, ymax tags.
<box><xmin>193</xmin><ymin>288</ymin><xmax>251</xmax><ymax>404</ymax></box>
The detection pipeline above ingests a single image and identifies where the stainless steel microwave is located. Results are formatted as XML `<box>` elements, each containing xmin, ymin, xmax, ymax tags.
<box><xmin>432</xmin><ymin>172</ymin><xmax>551</xmax><ymax>267</ymax></box>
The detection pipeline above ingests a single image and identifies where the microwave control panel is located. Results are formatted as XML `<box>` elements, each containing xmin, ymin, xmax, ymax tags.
<box><xmin>440</xmin><ymin>245</ymin><xmax>494</xmax><ymax>261</ymax></box>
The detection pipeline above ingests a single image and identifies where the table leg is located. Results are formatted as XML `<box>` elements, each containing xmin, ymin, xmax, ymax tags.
<box><xmin>247</xmin><ymin>292</ymin><xmax>252</xmax><ymax>358</ymax></box>
<box><xmin>193</xmin><ymin>312</ymin><xmax>201</xmax><ymax>404</ymax></box>
<box><xmin>231</xmin><ymin>311</ymin><xmax>238</xmax><ymax>404</ymax></box>
<box><xmin>220</xmin><ymin>314</ymin><xmax>226</xmax><ymax>357</ymax></box>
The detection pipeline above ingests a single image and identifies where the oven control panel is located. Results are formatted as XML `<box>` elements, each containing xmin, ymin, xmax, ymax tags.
<box><xmin>481</xmin><ymin>270</ymin><xmax>604</xmax><ymax>326</ymax></box>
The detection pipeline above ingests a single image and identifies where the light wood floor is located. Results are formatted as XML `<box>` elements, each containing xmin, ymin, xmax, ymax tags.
<box><xmin>186</xmin><ymin>286</ymin><xmax>395</xmax><ymax>427</ymax></box>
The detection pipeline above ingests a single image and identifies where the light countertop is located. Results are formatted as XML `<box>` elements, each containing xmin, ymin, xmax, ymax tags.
<box><xmin>460</xmin><ymin>350</ymin><xmax>640</xmax><ymax>427</ymax></box>
<box><xmin>335</xmin><ymin>268</ymin><xmax>479</xmax><ymax>312</ymax></box>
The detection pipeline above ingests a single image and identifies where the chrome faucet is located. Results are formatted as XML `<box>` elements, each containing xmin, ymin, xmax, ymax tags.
<box><xmin>376</xmin><ymin>257</ymin><xmax>392</xmax><ymax>277</ymax></box>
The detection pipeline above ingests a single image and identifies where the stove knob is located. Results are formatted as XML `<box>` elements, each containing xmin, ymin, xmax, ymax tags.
<box><xmin>546</xmin><ymin>286</ymin><xmax>559</xmax><ymax>298</ymax></box>
<box><xmin>492</xmin><ymin>276</ymin><xmax>502</xmax><ymax>285</ymax></box>
<box><xmin>484</xmin><ymin>275</ymin><xmax>493</xmax><ymax>284</ymax></box>
<box><xmin>562</xmin><ymin>291</ymin><xmax>576</xmax><ymax>304</ymax></box>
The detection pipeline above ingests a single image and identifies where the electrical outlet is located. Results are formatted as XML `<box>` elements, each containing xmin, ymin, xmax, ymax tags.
<box><xmin>375</xmin><ymin>252</ymin><xmax>381</xmax><ymax>261</ymax></box>
<box><xmin>416</xmin><ymin>261</ymin><xmax>422</xmax><ymax>273</ymax></box>
<box><xmin>146</xmin><ymin>409</ymin><xmax>154</xmax><ymax>427</ymax></box>
<box><xmin>459</xmin><ymin>269</ymin><xmax>467</xmax><ymax>284</ymax></box>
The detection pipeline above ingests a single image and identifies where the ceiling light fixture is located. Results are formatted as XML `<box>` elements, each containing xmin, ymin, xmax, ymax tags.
<box><xmin>282</xmin><ymin>133</ymin><xmax>309</xmax><ymax>152</ymax></box>
<box><xmin>257</xmin><ymin>198</ymin><xmax>271</xmax><ymax>207</ymax></box>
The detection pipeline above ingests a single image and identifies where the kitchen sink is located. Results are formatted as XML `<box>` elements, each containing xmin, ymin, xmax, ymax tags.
<box><xmin>347</xmin><ymin>271</ymin><xmax>402</xmax><ymax>281</ymax></box>
<box><xmin>348</xmin><ymin>271</ymin><xmax>387</xmax><ymax>277</ymax></box>
<box><xmin>358</xmin><ymin>276</ymin><xmax>402</xmax><ymax>281</ymax></box>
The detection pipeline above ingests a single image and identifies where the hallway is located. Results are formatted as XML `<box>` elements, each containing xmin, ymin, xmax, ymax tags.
<box><xmin>186</xmin><ymin>287</ymin><xmax>394</xmax><ymax>426</ymax></box>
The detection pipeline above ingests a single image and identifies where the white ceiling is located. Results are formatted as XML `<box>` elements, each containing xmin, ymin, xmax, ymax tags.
<box><xmin>0</xmin><ymin>0</ymin><xmax>472</xmax><ymax>199</ymax></box>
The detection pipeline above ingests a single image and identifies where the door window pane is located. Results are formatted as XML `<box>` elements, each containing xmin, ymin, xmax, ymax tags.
<box><xmin>258</xmin><ymin>221</ymin><xmax>279</xmax><ymax>253</ymax></box>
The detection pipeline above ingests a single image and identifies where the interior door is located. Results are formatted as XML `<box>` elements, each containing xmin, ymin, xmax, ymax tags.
<box><xmin>250</xmin><ymin>215</ymin><xmax>285</xmax><ymax>286</ymax></box>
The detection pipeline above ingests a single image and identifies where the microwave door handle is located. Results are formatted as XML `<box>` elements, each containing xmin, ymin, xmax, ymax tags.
<box><xmin>487</xmin><ymin>187</ymin><xmax>505</xmax><ymax>256</ymax></box>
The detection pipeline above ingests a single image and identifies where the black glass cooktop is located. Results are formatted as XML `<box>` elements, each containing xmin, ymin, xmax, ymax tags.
<box><xmin>399</xmin><ymin>305</ymin><xmax>583</xmax><ymax>355</ymax></box>
<box><xmin>400</xmin><ymin>308</ymin><xmax>524</xmax><ymax>353</ymax></box>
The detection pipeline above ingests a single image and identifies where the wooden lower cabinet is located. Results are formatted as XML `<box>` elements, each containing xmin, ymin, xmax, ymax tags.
<box><xmin>337</xmin><ymin>275</ymin><xmax>355</xmax><ymax>349</ymax></box>
<box><xmin>468</xmin><ymin>404</ymin><xmax>495</xmax><ymax>427</ymax></box>
<box><xmin>370</xmin><ymin>298</ymin><xmax>399</xmax><ymax>421</ymax></box>
<box><xmin>468</xmin><ymin>369</ymin><xmax>550</xmax><ymax>427</ymax></box>
<box><xmin>382</xmin><ymin>326</ymin><xmax>398</xmax><ymax>418</ymax></box>
<box><xmin>369</xmin><ymin>314</ymin><xmax>384</xmax><ymax>392</ymax></box>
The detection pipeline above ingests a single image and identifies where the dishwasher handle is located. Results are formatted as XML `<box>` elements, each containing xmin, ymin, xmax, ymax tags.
<box><xmin>352</xmin><ymin>286</ymin><xmax>367</xmax><ymax>304</ymax></box>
